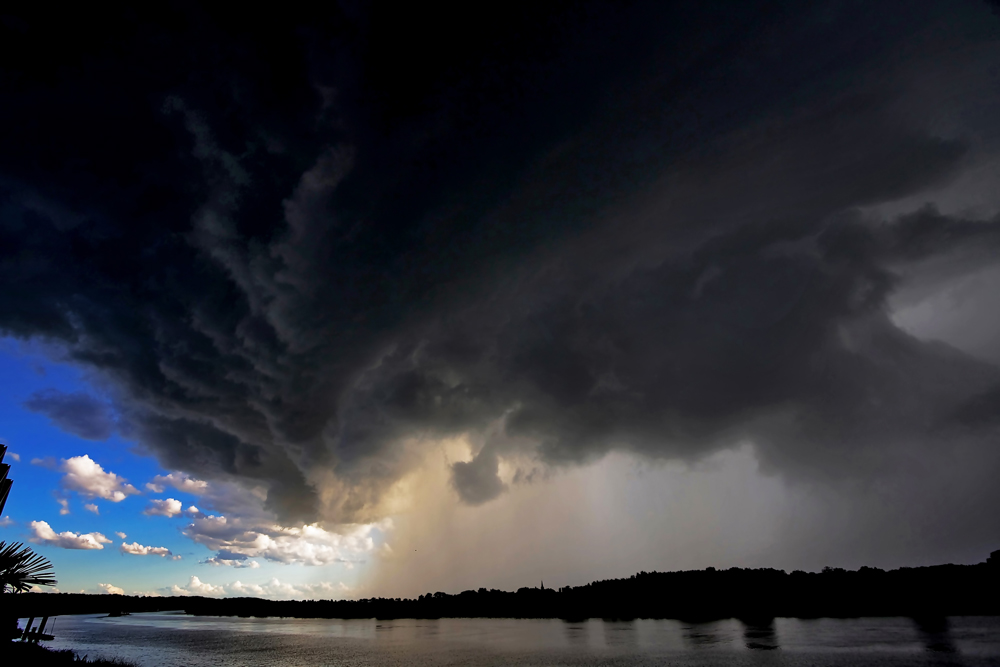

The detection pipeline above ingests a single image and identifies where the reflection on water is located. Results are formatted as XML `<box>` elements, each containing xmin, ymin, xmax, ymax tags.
<box><xmin>563</xmin><ymin>620</ymin><xmax>590</xmax><ymax>647</ymax></box>
<box><xmin>914</xmin><ymin>617</ymin><xmax>957</xmax><ymax>653</ymax></box>
<box><xmin>414</xmin><ymin>619</ymin><xmax>440</xmax><ymax>639</ymax></box>
<box><xmin>741</xmin><ymin>617</ymin><xmax>780</xmax><ymax>650</ymax></box>
<box><xmin>602</xmin><ymin>620</ymin><xmax>637</xmax><ymax>648</ymax></box>
<box><xmin>681</xmin><ymin>620</ymin><xmax>725</xmax><ymax>648</ymax></box>
<box><xmin>31</xmin><ymin>613</ymin><xmax>1000</xmax><ymax>667</ymax></box>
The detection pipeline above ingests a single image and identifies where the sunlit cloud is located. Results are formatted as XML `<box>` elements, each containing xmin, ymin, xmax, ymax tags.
<box><xmin>120</xmin><ymin>541</ymin><xmax>173</xmax><ymax>557</ymax></box>
<box><xmin>143</xmin><ymin>498</ymin><xmax>183</xmax><ymax>518</ymax></box>
<box><xmin>97</xmin><ymin>582</ymin><xmax>125</xmax><ymax>595</ymax></box>
<box><xmin>170</xmin><ymin>576</ymin><xmax>225</xmax><ymax>596</ymax></box>
<box><xmin>29</xmin><ymin>520</ymin><xmax>112</xmax><ymax>550</ymax></box>
<box><xmin>146</xmin><ymin>472</ymin><xmax>209</xmax><ymax>495</ymax></box>
<box><xmin>59</xmin><ymin>455</ymin><xmax>139</xmax><ymax>502</ymax></box>
<box><xmin>84</xmin><ymin>503</ymin><xmax>99</xmax><ymax>514</ymax></box>
<box><xmin>182</xmin><ymin>513</ymin><xmax>386</xmax><ymax>566</ymax></box>
<box><xmin>167</xmin><ymin>576</ymin><xmax>350</xmax><ymax>599</ymax></box>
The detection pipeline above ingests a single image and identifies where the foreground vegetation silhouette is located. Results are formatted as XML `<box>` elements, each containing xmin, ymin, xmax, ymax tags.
<box><xmin>12</xmin><ymin>552</ymin><xmax>1000</xmax><ymax>620</ymax></box>
<box><xmin>1</xmin><ymin>541</ymin><xmax>57</xmax><ymax>594</ymax></box>
<box><xmin>6</xmin><ymin>642</ymin><xmax>139</xmax><ymax>666</ymax></box>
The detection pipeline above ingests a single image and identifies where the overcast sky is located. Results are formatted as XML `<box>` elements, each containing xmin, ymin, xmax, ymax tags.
<box><xmin>1</xmin><ymin>1</ymin><xmax>999</xmax><ymax>599</ymax></box>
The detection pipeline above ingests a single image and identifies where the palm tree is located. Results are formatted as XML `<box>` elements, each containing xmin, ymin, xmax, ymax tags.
<box><xmin>0</xmin><ymin>541</ymin><xmax>56</xmax><ymax>594</ymax></box>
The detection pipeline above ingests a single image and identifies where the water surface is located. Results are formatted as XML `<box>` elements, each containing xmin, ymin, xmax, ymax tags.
<box><xmin>33</xmin><ymin>613</ymin><xmax>1000</xmax><ymax>666</ymax></box>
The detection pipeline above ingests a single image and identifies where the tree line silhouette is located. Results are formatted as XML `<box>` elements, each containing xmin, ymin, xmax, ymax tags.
<box><xmin>11</xmin><ymin>554</ymin><xmax>999</xmax><ymax>620</ymax></box>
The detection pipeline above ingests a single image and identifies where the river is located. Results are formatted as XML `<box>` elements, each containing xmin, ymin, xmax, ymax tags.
<box><xmin>29</xmin><ymin>613</ymin><xmax>1000</xmax><ymax>666</ymax></box>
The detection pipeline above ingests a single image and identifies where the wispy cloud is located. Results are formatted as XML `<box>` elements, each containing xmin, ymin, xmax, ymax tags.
<box><xmin>23</xmin><ymin>389</ymin><xmax>115</xmax><ymax>440</ymax></box>
<box><xmin>31</xmin><ymin>457</ymin><xmax>57</xmax><ymax>470</ymax></box>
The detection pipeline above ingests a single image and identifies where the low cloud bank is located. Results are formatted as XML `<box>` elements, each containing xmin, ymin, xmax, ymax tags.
<box><xmin>166</xmin><ymin>576</ymin><xmax>350</xmax><ymax>600</ymax></box>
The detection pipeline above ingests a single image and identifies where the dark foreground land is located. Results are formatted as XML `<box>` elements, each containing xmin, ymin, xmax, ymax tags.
<box><xmin>8</xmin><ymin>556</ymin><xmax>1000</xmax><ymax>621</ymax></box>
<box><xmin>7</xmin><ymin>642</ymin><xmax>137</xmax><ymax>665</ymax></box>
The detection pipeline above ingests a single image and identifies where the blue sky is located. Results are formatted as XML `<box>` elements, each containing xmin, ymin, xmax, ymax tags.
<box><xmin>0</xmin><ymin>338</ymin><xmax>375</xmax><ymax>598</ymax></box>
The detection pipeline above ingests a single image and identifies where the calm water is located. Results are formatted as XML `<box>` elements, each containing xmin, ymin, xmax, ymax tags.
<box><xmin>28</xmin><ymin>612</ymin><xmax>1000</xmax><ymax>666</ymax></box>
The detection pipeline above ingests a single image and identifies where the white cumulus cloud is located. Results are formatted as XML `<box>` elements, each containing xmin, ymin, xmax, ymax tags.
<box><xmin>120</xmin><ymin>541</ymin><xmax>173</xmax><ymax>557</ymax></box>
<box><xmin>30</xmin><ymin>521</ymin><xmax>111</xmax><ymax>550</ymax></box>
<box><xmin>203</xmin><ymin>556</ymin><xmax>260</xmax><ymax>568</ymax></box>
<box><xmin>170</xmin><ymin>576</ymin><xmax>225</xmax><ymax>596</ymax></box>
<box><xmin>144</xmin><ymin>498</ymin><xmax>183</xmax><ymax>517</ymax></box>
<box><xmin>115</xmin><ymin>531</ymin><xmax>127</xmax><ymax>539</ymax></box>
<box><xmin>28</xmin><ymin>585</ymin><xmax>60</xmax><ymax>593</ymax></box>
<box><xmin>98</xmin><ymin>583</ymin><xmax>124</xmax><ymax>595</ymax></box>
<box><xmin>60</xmin><ymin>455</ymin><xmax>139</xmax><ymax>502</ymax></box>
<box><xmin>168</xmin><ymin>576</ymin><xmax>349</xmax><ymax>600</ymax></box>
<box><xmin>182</xmin><ymin>513</ymin><xmax>385</xmax><ymax>566</ymax></box>
<box><xmin>146</xmin><ymin>472</ymin><xmax>209</xmax><ymax>495</ymax></box>
<box><xmin>0</xmin><ymin>516</ymin><xmax>13</xmax><ymax>527</ymax></box>
<box><xmin>84</xmin><ymin>503</ymin><xmax>99</xmax><ymax>514</ymax></box>
<box><xmin>57</xmin><ymin>498</ymin><xmax>70</xmax><ymax>515</ymax></box>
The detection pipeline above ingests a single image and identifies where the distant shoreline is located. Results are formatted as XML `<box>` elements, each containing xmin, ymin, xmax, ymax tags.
<box><xmin>12</xmin><ymin>558</ymin><xmax>1000</xmax><ymax>621</ymax></box>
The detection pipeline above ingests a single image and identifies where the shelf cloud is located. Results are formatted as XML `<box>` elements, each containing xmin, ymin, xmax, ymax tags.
<box><xmin>1</xmin><ymin>0</ymin><xmax>999</xmax><ymax>573</ymax></box>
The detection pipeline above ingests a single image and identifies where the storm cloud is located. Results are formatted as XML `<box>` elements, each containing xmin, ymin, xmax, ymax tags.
<box><xmin>1</xmin><ymin>0</ymin><xmax>999</xmax><ymax>546</ymax></box>
<box><xmin>24</xmin><ymin>389</ymin><xmax>115</xmax><ymax>441</ymax></box>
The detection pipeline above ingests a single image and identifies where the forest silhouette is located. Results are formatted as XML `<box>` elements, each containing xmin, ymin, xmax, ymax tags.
<box><xmin>12</xmin><ymin>553</ymin><xmax>1000</xmax><ymax>621</ymax></box>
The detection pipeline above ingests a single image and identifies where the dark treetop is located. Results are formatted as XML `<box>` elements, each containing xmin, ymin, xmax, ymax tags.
<box><xmin>9</xmin><ymin>555</ymin><xmax>1000</xmax><ymax>621</ymax></box>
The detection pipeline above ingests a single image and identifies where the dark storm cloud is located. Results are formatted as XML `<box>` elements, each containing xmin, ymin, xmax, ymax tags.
<box><xmin>452</xmin><ymin>447</ymin><xmax>507</xmax><ymax>506</ymax></box>
<box><xmin>24</xmin><ymin>389</ymin><xmax>115</xmax><ymax>441</ymax></box>
<box><xmin>1</xmin><ymin>1</ymin><xmax>999</xmax><ymax>521</ymax></box>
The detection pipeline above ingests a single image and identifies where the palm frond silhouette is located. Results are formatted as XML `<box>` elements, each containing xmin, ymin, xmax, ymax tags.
<box><xmin>0</xmin><ymin>541</ymin><xmax>57</xmax><ymax>593</ymax></box>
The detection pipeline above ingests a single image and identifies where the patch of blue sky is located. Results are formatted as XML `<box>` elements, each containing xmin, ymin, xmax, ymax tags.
<box><xmin>1</xmin><ymin>338</ymin><xmax>366</xmax><ymax>597</ymax></box>
<box><xmin>0</xmin><ymin>338</ymin><xmax>206</xmax><ymax>592</ymax></box>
